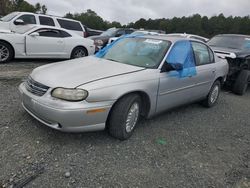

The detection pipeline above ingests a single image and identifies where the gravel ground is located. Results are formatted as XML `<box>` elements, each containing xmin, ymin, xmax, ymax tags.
<box><xmin>0</xmin><ymin>60</ymin><xmax>250</xmax><ymax>188</ymax></box>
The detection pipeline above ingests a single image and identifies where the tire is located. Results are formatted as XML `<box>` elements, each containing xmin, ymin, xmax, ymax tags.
<box><xmin>70</xmin><ymin>47</ymin><xmax>88</xmax><ymax>59</ymax></box>
<box><xmin>0</xmin><ymin>41</ymin><xmax>14</xmax><ymax>63</ymax></box>
<box><xmin>232</xmin><ymin>70</ymin><xmax>250</xmax><ymax>95</ymax></box>
<box><xmin>202</xmin><ymin>80</ymin><xmax>221</xmax><ymax>108</ymax></box>
<box><xmin>108</xmin><ymin>94</ymin><xmax>141</xmax><ymax>140</ymax></box>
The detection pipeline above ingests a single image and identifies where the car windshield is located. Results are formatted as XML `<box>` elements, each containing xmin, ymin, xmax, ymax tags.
<box><xmin>208</xmin><ymin>35</ymin><xmax>250</xmax><ymax>50</ymax></box>
<box><xmin>103</xmin><ymin>37</ymin><xmax>171</xmax><ymax>68</ymax></box>
<box><xmin>0</xmin><ymin>12</ymin><xmax>19</xmax><ymax>22</ymax></box>
<box><xmin>100</xmin><ymin>28</ymin><xmax>117</xmax><ymax>37</ymax></box>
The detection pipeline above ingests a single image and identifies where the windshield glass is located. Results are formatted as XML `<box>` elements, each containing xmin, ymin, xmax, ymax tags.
<box><xmin>0</xmin><ymin>12</ymin><xmax>19</xmax><ymax>22</ymax></box>
<box><xmin>100</xmin><ymin>28</ymin><xmax>117</xmax><ymax>37</ymax></box>
<box><xmin>103</xmin><ymin>38</ymin><xmax>171</xmax><ymax>68</ymax></box>
<box><xmin>208</xmin><ymin>35</ymin><xmax>248</xmax><ymax>50</ymax></box>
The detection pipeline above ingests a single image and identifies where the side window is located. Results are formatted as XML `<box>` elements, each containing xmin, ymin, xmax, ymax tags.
<box><xmin>57</xmin><ymin>19</ymin><xmax>83</xmax><ymax>31</ymax></box>
<box><xmin>125</xmin><ymin>29</ymin><xmax>134</xmax><ymax>34</ymax></box>
<box><xmin>15</xmin><ymin>14</ymin><xmax>36</xmax><ymax>25</ymax></box>
<box><xmin>116</xmin><ymin>30</ymin><xmax>125</xmax><ymax>37</ymax></box>
<box><xmin>39</xmin><ymin>16</ymin><xmax>55</xmax><ymax>26</ymax></box>
<box><xmin>167</xmin><ymin>40</ymin><xmax>195</xmax><ymax>67</ymax></box>
<box><xmin>60</xmin><ymin>30</ymin><xmax>71</xmax><ymax>38</ymax></box>
<box><xmin>192</xmin><ymin>42</ymin><xmax>212</xmax><ymax>66</ymax></box>
<box><xmin>36</xmin><ymin>29</ymin><xmax>61</xmax><ymax>38</ymax></box>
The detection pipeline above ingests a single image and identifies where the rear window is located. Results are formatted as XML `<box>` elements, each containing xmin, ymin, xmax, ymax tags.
<box><xmin>39</xmin><ymin>16</ymin><xmax>55</xmax><ymax>26</ymax></box>
<box><xmin>57</xmin><ymin>19</ymin><xmax>82</xmax><ymax>31</ymax></box>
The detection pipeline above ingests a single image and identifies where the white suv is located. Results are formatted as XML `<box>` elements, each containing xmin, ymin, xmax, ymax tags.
<box><xmin>0</xmin><ymin>12</ymin><xmax>87</xmax><ymax>37</ymax></box>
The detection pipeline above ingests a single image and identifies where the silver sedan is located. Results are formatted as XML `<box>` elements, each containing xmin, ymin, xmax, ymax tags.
<box><xmin>19</xmin><ymin>35</ymin><xmax>228</xmax><ymax>140</ymax></box>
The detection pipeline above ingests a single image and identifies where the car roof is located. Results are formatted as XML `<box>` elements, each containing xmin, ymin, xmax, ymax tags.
<box><xmin>15</xmin><ymin>12</ymin><xmax>82</xmax><ymax>23</ymax></box>
<box><xmin>139</xmin><ymin>34</ymin><xmax>205</xmax><ymax>43</ymax></box>
<box><xmin>214</xmin><ymin>34</ymin><xmax>250</xmax><ymax>38</ymax></box>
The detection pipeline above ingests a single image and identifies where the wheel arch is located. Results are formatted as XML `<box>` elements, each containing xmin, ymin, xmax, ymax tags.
<box><xmin>106</xmin><ymin>91</ymin><xmax>151</xmax><ymax>124</ymax></box>
<box><xmin>71</xmin><ymin>45</ymin><xmax>88</xmax><ymax>56</ymax></box>
<box><xmin>0</xmin><ymin>39</ymin><xmax>15</xmax><ymax>58</ymax></box>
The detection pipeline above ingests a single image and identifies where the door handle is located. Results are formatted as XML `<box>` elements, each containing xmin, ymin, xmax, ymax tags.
<box><xmin>57</xmin><ymin>40</ymin><xmax>63</xmax><ymax>43</ymax></box>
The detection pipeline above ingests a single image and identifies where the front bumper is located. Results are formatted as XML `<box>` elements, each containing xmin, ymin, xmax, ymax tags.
<box><xmin>19</xmin><ymin>83</ymin><xmax>113</xmax><ymax>132</ymax></box>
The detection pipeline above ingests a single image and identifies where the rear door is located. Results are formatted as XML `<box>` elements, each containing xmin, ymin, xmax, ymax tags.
<box><xmin>26</xmin><ymin>28</ymin><xmax>66</xmax><ymax>57</ymax></box>
<box><xmin>191</xmin><ymin>42</ymin><xmax>216</xmax><ymax>97</ymax></box>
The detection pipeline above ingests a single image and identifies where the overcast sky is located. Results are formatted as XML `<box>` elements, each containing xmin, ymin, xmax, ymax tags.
<box><xmin>27</xmin><ymin>0</ymin><xmax>250</xmax><ymax>24</ymax></box>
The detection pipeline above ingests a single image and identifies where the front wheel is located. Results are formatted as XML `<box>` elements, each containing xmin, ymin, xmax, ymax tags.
<box><xmin>0</xmin><ymin>41</ymin><xmax>14</xmax><ymax>63</ymax></box>
<box><xmin>232</xmin><ymin>70</ymin><xmax>249</xmax><ymax>95</ymax></box>
<box><xmin>202</xmin><ymin>80</ymin><xmax>221</xmax><ymax>108</ymax></box>
<box><xmin>108</xmin><ymin>94</ymin><xmax>141</xmax><ymax>140</ymax></box>
<box><xmin>70</xmin><ymin>47</ymin><xmax>88</xmax><ymax>59</ymax></box>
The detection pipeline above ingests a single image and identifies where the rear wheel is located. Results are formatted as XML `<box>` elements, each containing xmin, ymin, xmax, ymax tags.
<box><xmin>233</xmin><ymin>70</ymin><xmax>250</xmax><ymax>95</ymax></box>
<box><xmin>71</xmin><ymin>47</ymin><xmax>88</xmax><ymax>59</ymax></box>
<box><xmin>108</xmin><ymin>94</ymin><xmax>141</xmax><ymax>140</ymax></box>
<box><xmin>0</xmin><ymin>41</ymin><xmax>14</xmax><ymax>63</ymax></box>
<box><xmin>202</xmin><ymin>80</ymin><xmax>221</xmax><ymax>108</ymax></box>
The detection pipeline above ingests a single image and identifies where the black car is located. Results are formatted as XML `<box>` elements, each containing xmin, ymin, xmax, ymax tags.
<box><xmin>88</xmin><ymin>27</ymin><xmax>134</xmax><ymax>49</ymax></box>
<box><xmin>208</xmin><ymin>34</ymin><xmax>250</xmax><ymax>95</ymax></box>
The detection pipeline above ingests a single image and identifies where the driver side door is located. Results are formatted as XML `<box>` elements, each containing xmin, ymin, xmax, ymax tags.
<box><xmin>26</xmin><ymin>28</ymin><xmax>65</xmax><ymax>57</ymax></box>
<box><xmin>156</xmin><ymin>40</ymin><xmax>198</xmax><ymax>113</ymax></box>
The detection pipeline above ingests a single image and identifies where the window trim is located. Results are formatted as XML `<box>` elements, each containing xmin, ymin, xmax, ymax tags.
<box><xmin>30</xmin><ymin>28</ymin><xmax>63</xmax><ymax>38</ymax></box>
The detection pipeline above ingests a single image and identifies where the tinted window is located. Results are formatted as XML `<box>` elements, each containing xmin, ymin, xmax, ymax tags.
<box><xmin>60</xmin><ymin>30</ymin><xmax>71</xmax><ymax>38</ymax></box>
<box><xmin>208</xmin><ymin>35</ymin><xmax>246</xmax><ymax>50</ymax></box>
<box><xmin>125</xmin><ymin>29</ymin><xmax>134</xmax><ymax>34</ymax></box>
<box><xmin>39</xmin><ymin>16</ymin><xmax>55</xmax><ymax>26</ymax></box>
<box><xmin>16</xmin><ymin>15</ymin><xmax>36</xmax><ymax>24</ymax></box>
<box><xmin>57</xmin><ymin>19</ymin><xmax>82</xmax><ymax>31</ymax></box>
<box><xmin>36</xmin><ymin>29</ymin><xmax>61</xmax><ymax>38</ymax></box>
<box><xmin>192</xmin><ymin>42</ymin><xmax>211</xmax><ymax>66</ymax></box>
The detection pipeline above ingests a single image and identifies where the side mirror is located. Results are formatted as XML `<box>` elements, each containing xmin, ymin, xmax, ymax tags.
<box><xmin>161</xmin><ymin>62</ymin><xmax>183</xmax><ymax>72</ymax></box>
<box><xmin>30</xmin><ymin>32</ymin><xmax>39</xmax><ymax>37</ymax></box>
<box><xmin>14</xmin><ymin>19</ymin><xmax>25</xmax><ymax>25</ymax></box>
<box><xmin>172</xmin><ymin>63</ymin><xmax>183</xmax><ymax>71</ymax></box>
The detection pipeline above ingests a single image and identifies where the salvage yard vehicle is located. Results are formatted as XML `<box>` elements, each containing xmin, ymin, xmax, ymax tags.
<box><xmin>0</xmin><ymin>26</ymin><xmax>95</xmax><ymax>63</ymax></box>
<box><xmin>19</xmin><ymin>35</ymin><xmax>228</xmax><ymax>140</ymax></box>
<box><xmin>89</xmin><ymin>27</ymin><xmax>135</xmax><ymax>50</ymax></box>
<box><xmin>208</xmin><ymin>34</ymin><xmax>250</xmax><ymax>95</ymax></box>
<box><xmin>0</xmin><ymin>12</ymin><xmax>87</xmax><ymax>37</ymax></box>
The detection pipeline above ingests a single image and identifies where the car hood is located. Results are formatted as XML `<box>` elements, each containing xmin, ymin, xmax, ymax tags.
<box><xmin>30</xmin><ymin>56</ymin><xmax>145</xmax><ymax>88</ymax></box>
<box><xmin>210</xmin><ymin>46</ymin><xmax>242</xmax><ymax>59</ymax></box>
<box><xmin>88</xmin><ymin>35</ymin><xmax>110</xmax><ymax>41</ymax></box>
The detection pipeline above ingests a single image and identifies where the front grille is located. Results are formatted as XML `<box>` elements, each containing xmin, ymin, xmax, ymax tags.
<box><xmin>25</xmin><ymin>77</ymin><xmax>49</xmax><ymax>96</ymax></box>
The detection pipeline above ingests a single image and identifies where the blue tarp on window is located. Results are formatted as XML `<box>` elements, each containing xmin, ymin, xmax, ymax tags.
<box><xmin>166</xmin><ymin>40</ymin><xmax>197</xmax><ymax>78</ymax></box>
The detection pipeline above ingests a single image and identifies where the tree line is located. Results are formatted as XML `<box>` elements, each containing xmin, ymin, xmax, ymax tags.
<box><xmin>0</xmin><ymin>0</ymin><xmax>47</xmax><ymax>16</ymax></box>
<box><xmin>1</xmin><ymin>0</ymin><xmax>250</xmax><ymax>38</ymax></box>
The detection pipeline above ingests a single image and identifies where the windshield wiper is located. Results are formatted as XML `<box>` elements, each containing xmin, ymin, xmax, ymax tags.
<box><xmin>105</xmin><ymin>58</ymin><xmax>118</xmax><ymax>62</ymax></box>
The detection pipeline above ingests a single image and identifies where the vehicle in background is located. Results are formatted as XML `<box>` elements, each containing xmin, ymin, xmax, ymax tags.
<box><xmin>19</xmin><ymin>35</ymin><xmax>228</xmax><ymax>140</ymax></box>
<box><xmin>208</xmin><ymin>34</ymin><xmax>250</xmax><ymax>95</ymax></box>
<box><xmin>166</xmin><ymin>33</ymin><xmax>209</xmax><ymax>43</ymax></box>
<box><xmin>0</xmin><ymin>26</ymin><xmax>95</xmax><ymax>63</ymax></box>
<box><xmin>88</xmin><ymin>27</ymin><xmax>134</xmax><ymax>50</ymax></box>
<box><xmin>83</xmin><ymin>25</ymin><xmax>103</xmax><ymax>37</ymax></box>
<box><xmin>108</xmin><ymin>30</ymin><xmax>161</xmax><ymax>44</ymax></box>
<box><xmin>0</xmin><ymin>12</ymin><xmax>87</xmax><ymax>37</ymax></box>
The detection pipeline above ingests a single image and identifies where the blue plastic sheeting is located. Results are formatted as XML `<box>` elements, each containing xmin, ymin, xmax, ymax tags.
<box><xmin>166</xmin><ymin>40</ymin><xmax>197</xmax><ymax>78</ymax></box>
<box><xmin>95</xmin><ymin>34</ymin><xmax>144</xmax><ymax>58</ymax></box>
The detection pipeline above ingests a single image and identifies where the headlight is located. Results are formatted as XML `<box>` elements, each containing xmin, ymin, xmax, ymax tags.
<box><xmin>94</xmin><ymin>39</ymin><xmax>104</xmax><ymax>46</ymax></box>
<box><xmin>51</xmin><ymin>88</ymin><xmax>88</xmax><ymax>101</ymax></box>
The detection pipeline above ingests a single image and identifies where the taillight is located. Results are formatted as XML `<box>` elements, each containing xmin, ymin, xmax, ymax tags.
<box><xmin>83</xmin><ymin>32</ymin><xmax>87</xmax><ymax>38</ymax></box>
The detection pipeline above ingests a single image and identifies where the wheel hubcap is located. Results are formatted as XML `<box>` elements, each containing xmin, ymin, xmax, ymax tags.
<box><xmin>0</xmin><ymin>45</ymin><xmax>9</xmax><ymax>62</ymax></box>
<box><xmin>210</xmin><ymin>85</ymin><xmax>219</xmax><ymax>103</ymax></box>
<box><xmin>74</xmin><ymin>49</ymin><xmax>86</xmax><ymax>58</ymax></box>
<box><xmin>125</xmin><ymin>102</ymin><xmax>140</xmax><ymax>133</ymax></box>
